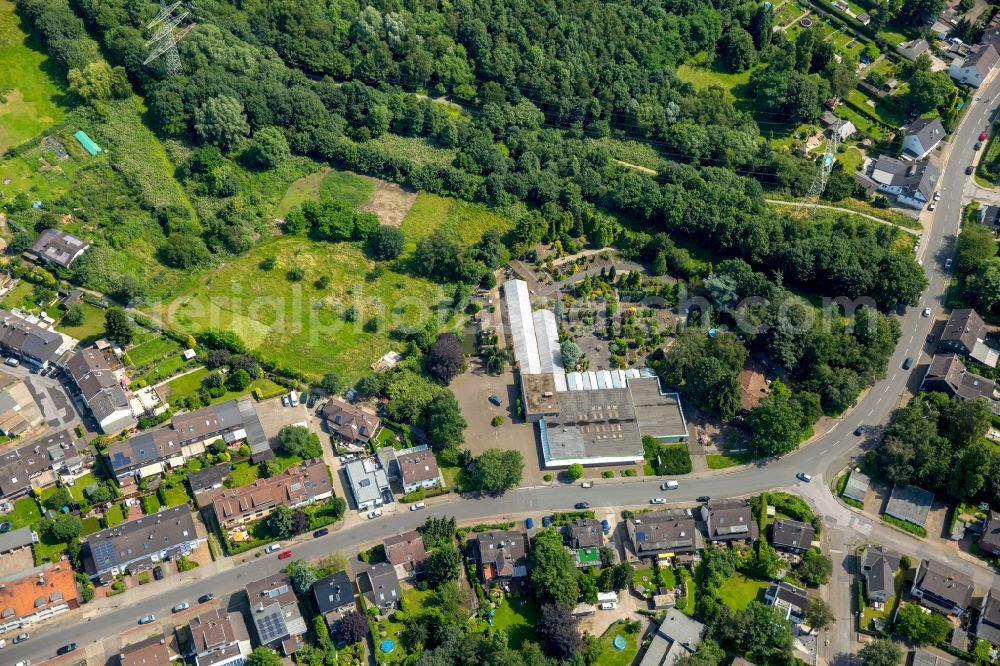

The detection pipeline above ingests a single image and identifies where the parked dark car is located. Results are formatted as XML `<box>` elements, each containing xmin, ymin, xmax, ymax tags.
<box><xmin>967</xmin><ymin>166</ymin><xmax>975</xmax><ymax>175</ymax></box>
<box><xmin>198</xmin><ymin>594</ymin><xmax>215</xmax><ymax>604</ymax></box>
<box><xmin>926</xmin><ymin>333</ymin><xmax>935</xmax><ymax>343</ymax></box>
<box><xmin>307</xmin><ymin>394</ymin><xmax>317</xmax><ymax>408</ymax></box>
<box><xmin>57</xmin><ymin>643</ymin><xmax>77</xmax><ymax>655</ymax></box>
<box><xmin>488</xmin><ymin>394</ymin><xmax>502</xmax><ymax>406</ymax></box>
<box><xmin>574</xmin><ymin>502</ymin><xmax>591</xmax><ymax>510</ymax></box>
<box><xmin>542</xmin><ymin>516</ymin><xmax>552</xmax><ymax>528</ymax></box>
<box><xmin>696</xmin><ymin>495</ymin><xmax>711</xmax><ymax>503</ymax></box>
<box><xmin>313</xmin><ymin>528</ymin><xmax>329</xmax><ymax>538</ymax></box>
<box><xmin>153</xmin><ymin>565</ymin><xmax>164</xmax><ymax>581</ymax></box>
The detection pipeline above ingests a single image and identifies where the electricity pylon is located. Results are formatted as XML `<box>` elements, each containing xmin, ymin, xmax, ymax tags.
<box><xmin>143</xmin><ymin>2</ymin><xmax>192</xmax><ymax>77</ymax></box>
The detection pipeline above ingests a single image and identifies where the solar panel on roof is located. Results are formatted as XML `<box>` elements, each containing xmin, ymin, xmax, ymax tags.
<box><xmin>92</xmin><ymin>540</ymin><xmax>118</xmax><ymax>567</ymax></box>
<box><xmin>256</xmin><ymin>610</ymin><xmax>288</xmax><ymax>644</ymax></box>
<box><xmin>637</xmin><ymin>532</ymin><xmax>647</xmax><ymax>541</ymax></box>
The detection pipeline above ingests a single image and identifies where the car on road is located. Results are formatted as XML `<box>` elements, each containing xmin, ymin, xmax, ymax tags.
<box><xmin>981</xmin><ymin>131</ymin><xmax>989</xmax><ymax>141</ymax></box>
<box><xmin>902</xmin><ymin>356</ymin><xmax>914</xmax><ymax>370</ymax></box>
<box><xmin>198</xmin><ymin>594</ymin><xmax>215</xmax><ymax>604</ymax></box>
<box><xmin>0</xmin><ymin>638</ymin><xmax>5</xmax><ymax>648</ymax></box>
<box><xmin>488</xmin><ymin>394</ymin><xmax>503</xmax><ymax>406</ymax></box>
<box><xmin>928</xmin><ymin>203</ymin><xmax>936</xmax><ymax>211</ymax></box>
<box><xmin>153</xmin><ymin>565</ymin><xmax>164</xmax><ymax>580</ymax></box>
<box><xmin>277</xmin><ymin>550</ymin><xmax>292</xmax><ymax>560</ymax></box>
<box><xmin>796</xmin><ymin>472</ymin><xmax>812</xmax><ymax>482</ymax></box>
<box><xmin>934</xmin><ymin>191</ymin><xmax>941</xmax><ymax>201</ymax></box>
<box><xmin>967</xmin><ymin>166</ymin><xmax>975</xmax><ymax>175</ymax></box>
<box><xmin>264</xmin><ymin>543</ymin><xmax>282</xmax><ymax>554</ymax></box>
<box><xmin>57</xmin><ymin>644</ymin><xmax>77</xmax><ymax>655</ymax></box>
<box><xmin>410</xmin><ymin>502</ymin><xmax>426</xmax><ymax>511</ymax></box>
<box><xmin>14</xmin><ymin>661</ymin><xmax>28</xmax><ymax>666</ymax></box>
<box><xmin>13</xmin><ymin>633</ymin><xmax>28</xmax><ymax>644</ymax></box>
<box><xmin>927</xmin><ymin>333</ymin><xmax>935</xmax><ymax>343</ymax></box>
<box><xmin>138</xmin><ymin>615</ymin><xmax>155</xmax><ymax>625</ymax></box>
<box><xmin>574</xmin><ymin>502</ymin><xmax>591</xmax><ymax>509</ymax></box>
<box><xmin>660</xmin><ymin>481</ymin><xmax>679</xmax><ymax>490</ymax></box>
<box><xmin>367</xmin><ymin>509</ymin><xmax>383</xmax><ymax>520</ymax></box>
<box><xmin>649</xmin><ymin>497</ymin><xmax>667</xmax><ymax>504</ymax></box>
<box><xmin>854</xmin><ymin>426</ymin><xmax>864</xmax><ymax>436</ymax></box>
<box><xmin>976</xmin><ymin>142</ymin><xmax>984</xmax><ymax>150</ymax></box>
<box><xmin>172</xmin><ymin>602</ymin><xmax>190</xmax><ymax>612</ymax></box>
<box><xmin>313</xmin><ymin>528</ymin><xmax>329</xmax><ymax>538</ymax></box>
<box><xmin>922</xmin><ymin>307</ymin><xmax>932</xmax><ymax>317</ymax></box>
<box><xmin>697</xmin><ymin>495</ymin><xmax>711</xmax><ymax>503</ymax></box>
<box><xmin>946</xmin><ymin>258</ymin><xmax>952</xmax><ymax>270</ymax></box>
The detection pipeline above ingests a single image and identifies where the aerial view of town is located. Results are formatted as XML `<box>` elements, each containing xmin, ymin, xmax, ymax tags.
<box><xmin>6</xmin><ymin>0</ymin><xmax>1000</xmax><ymax>665</ymax></box>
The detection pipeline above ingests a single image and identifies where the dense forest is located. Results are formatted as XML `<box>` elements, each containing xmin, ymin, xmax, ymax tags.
<box><xmin>9</xmin><ymin>0</ymin><xmax>926</xmax><ymax>313</ymax></box>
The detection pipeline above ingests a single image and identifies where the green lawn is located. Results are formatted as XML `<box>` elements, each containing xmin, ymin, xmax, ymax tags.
<box><xmin>0</xmin><ymin>0</ymin><xmax>68</xmax><ymax>153</ymax></box>
<box><xmin>125</xmin><ymin>337</ymin><xmax>183</xmax><ymax>368</ymax></box>
<box><xmin>320</xmin><ymin>170</ymin><xmax>376</xmax><ymax>209</ymax></box>
<box><xmin>717</xmin><ymin>573</ymin><xmax>768</xmax><ymax>611</ymax></box>
<box><xmin>274</xmin><ymin>168</ymin><xmax>330</xmax><ymax>217</ymax></box>
<box><xmin>632</xmin><ymin>567</ymin><xmax>657</xmax><ymax>597</ymax></box>
<box><xmin>678</xmin><ymin>567</ymin><xmax>696</xmax><ymax>615</ymax></box>
<box><xmin>104</xmin><ymin>502</ymin><xmax>127</xmax><ymax>527</ymax></box>
<box><xmin>229</xmin><ymin>461</ymin><xmax>260</xmax><ymax>487</ymax></box>
<box><xmin>137</xmin><ymin>354</ymin><xmax>188</xmax><ymax>385</ymax></box>
<box><xmin>706</xmin><ymin>452</ymin><xmax>755</xmax><ymax>469</ymax></box>
<box><xmin>1</xmin><ymin>496</ymin><xmax>40</xmax><ymax>529</ymax></box>
<box><xmin>163</xmin><ymin>366</ymin><xmax>286</xmax><ymax>404</ymax></box>
<box><xmin>1</xmin><ymin>281</ymin><xmax>34</xmax><ymax>311</ymax></box>
<box><xmin>491</xmin><ymin>594</ymin><xmax>541</xmax><ymax>649</ymax></box>
<box><xmin>158</xmin><ymin>484</ymin><xmax>191</xmax><ymax>508</ymax></box>
<box><xmin>159</xmin><ymin>235</ymin><xmax>453</xmax><ymax>383</ymax></box>
<box><xmin>592</xmin><ymin>622</ymin><xmax>642</xmax><ymax>666</ymax></box>
<box><xmin>68</xmin><ymin>472</ymin><xmax>97</xmax><ymax>501</ymax></box>
<box><xmin>56</xmin><ymin>302</ymin><xmax>106</xmax><ymax>342</ymax></box>
<box><xmin>838</xmin><ymin>146</ymin><xmax>864</xmax><ymax>174</ymax></box>
<box><xmin>80</xmin><ymin>516</ymin><xmax>101</xmax><ymax>536</ymax></box>
<box><xmin>677</xmin><ymin>52</ymin><xmax>754</xmax><ymax>95</ymax></box>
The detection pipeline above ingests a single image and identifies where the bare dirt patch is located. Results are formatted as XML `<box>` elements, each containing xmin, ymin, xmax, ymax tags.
<box><xmin>360</xmin><ymin>179</ymin><xmax>417</xmax><ymax>227</ymax></box>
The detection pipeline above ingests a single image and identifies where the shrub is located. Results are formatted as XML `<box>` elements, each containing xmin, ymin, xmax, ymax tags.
<box><xmin>768</xmin><ymin>492</ymin><xmax>815</xmax><ymax>523</ymax></box>
<box><xmin>645</xmin><ymin>441</ymin><xmax>692</xmax><ymax>475</ymax></box>
<box><xmin>543</xmin><ymin>473</ymin><xmax>553</xmax><ymax>482</ymax></box>
<box><xmin>491</xmin><ymin>415</ymin><xmax>504</xmax><ymax>427</ymax></box>
<box><xmin>287</xmin><ymin>266</ymin><xmax>306</xmax><ymax>281</ymax></box>
<box><xmin>621</xmin><ymin>469</ymin><xmax>637</xmax><ymax>477</ymax></box>
<box><xmin>602</xmin><ymin>470</ymin><xmax>614</xmax><ymax>478</ymax></box>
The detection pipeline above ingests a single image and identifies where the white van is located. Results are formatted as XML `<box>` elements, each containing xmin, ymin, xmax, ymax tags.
<box><xmin>598</xmin><ymin>602</ymin><xmax>617</xmax><ymax>610</ymax></box>
<box><xmin>289</xmin><ymin>392</ymin><xmax>299</xmax><ymax>407</ymax></box>
<box><xmin>660</xmin><ymin>480</ymin><xmax>679</xmax><ymax>490</ymax></box>
<box><xmin>264</xmin><ymin>543</ymin><xmax>282</xmax><ymax>554</ymax></box>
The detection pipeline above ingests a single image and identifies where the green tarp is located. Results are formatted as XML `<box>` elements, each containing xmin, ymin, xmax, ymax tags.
<box><xmin>73</xmin><ymin>130</ymin><xmax>101</xmax><ymax>156</ymax></box>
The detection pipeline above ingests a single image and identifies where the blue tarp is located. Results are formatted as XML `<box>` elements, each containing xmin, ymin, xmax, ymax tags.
<box><xmin>73</xmin><ymin>130</ymin><xmax>102</xmax><ymax>156</ymax></box>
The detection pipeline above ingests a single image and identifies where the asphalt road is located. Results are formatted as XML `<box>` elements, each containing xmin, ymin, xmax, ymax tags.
<box><xmin>12</xmin><ymin>78</ymin><xmax>1000</xmax><ymax>666</ymax></box>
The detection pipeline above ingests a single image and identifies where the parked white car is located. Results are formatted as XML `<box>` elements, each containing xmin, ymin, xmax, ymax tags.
<box><xmin>264</xmin><ymin>543</ymin><xmax>282</xmax><ymax>554</ymax></box>
<box><xmin>410</xmin><ymin>502</ymin><xmax>426</xmax><ymax>511</ymax></box>
<box><xmin>367</xmin><ymin>508</ymin><xmax>383</xmax><ymax>519</ymax></box>
<box><xmin>649</xmin><ymin>498</ymin><xmax>667</xmax><ymax>504</ymax></box>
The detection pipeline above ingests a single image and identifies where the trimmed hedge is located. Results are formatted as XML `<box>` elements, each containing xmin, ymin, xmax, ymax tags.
<box><xmin>881</xmin><ymin>514</ymin><xmax>927</xmax><ymax>537</ymax></box>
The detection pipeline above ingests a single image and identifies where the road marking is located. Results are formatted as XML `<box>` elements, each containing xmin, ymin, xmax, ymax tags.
<box><xmin>819</xmin><ymin>449</ymin><xmax>828</xmax><ymax>454</ymax></box>
<box><xmin>867</xmin><ymin>408</ymin><xmax>874</xmax><ymax>417</ymax></box>
<box><xmin>830</xmin><ymin>549</ymin><xmax>843</xmax><ymax>554</ymax></box>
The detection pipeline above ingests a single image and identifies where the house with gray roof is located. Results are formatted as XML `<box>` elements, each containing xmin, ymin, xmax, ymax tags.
<box><xmin>83</xmin><ymin>505</ymin><xmax>203</xmax><ymax>584</ymax></box>
<box><xmin>903</xmin><ymin>118</ymin><xmax>946</xmax><ymax>160</ymax></box>
<box><xmin>765</xmin><ymin>581</ymin><xmax>810</xmax><ymax>624</ymax></box>
<box><xmin>843</xmin><ymin>470</ymin><xmax>870</xmax><ymax>502</ymax></box>
<box><xmin>0</xmin><ymin>526</ymin><xmax>37</xmax><ymax>555</ymax></box>
<box><xmin>899</xmin><ymin>39</ymin><xmax>930</xmax><ymax>61</ymax></box>
<box><xmin>245</xmin><ymin>573</ymin><xmax>305</xmax><ymax>655</ymax></box>
<box><xmin>977</xmin><ymin>588</ymin><xmax>1000</xmax><ymax>647</ymax></box>
<box><xmin>0</xmin><ymin>309</ymin><xmax>72</xmax><ymax>368</ymax></box>
<box><xmin>866</xmin><ymin>155</ymin><xmax>938</xmax><ymax>209</ymax></box>
<box><xmin>979</xmin><ymin>511</ymin><xmax>1000</xmax><ymax>556</ymax></box>
<box><xmin>343</xmin><ymin>458</ymin><xmax>391</xmax><ymax>510</ymax></box>
<box><xmin>912</xmin><ymin>649</ymin><xmax>961</xmax><ymax>666</ymax></box>
<box><xmin>861</xmin><ymin>545</ymin><xmax>900</xmax><ymax>604</ymax></box>
<box><xmin>911</xmin><ymin>559</ymin><xmax>974</xmax><ymax>616</ymax></box>
<box><xmin>312</xmin><ymin>570</ymin><xmax>356</xmax><ymax>633</ymax></box>
<box><xmin>626</xmin><ymin>509</ymin><xmax>701</xmax><ymax>558</ymax></box>
<box><xmin>921</xmin><ymin>354</ymin><xmax>1000</xmax><ymax>414</ymax></box>
<box><xmin>0</xmin><ymin>428</ymin><xmax>87</xmax><ymax>499</ymax></box>
<box><xmin>771</xmin><ymin>519</ymin><xmax>814</xmax><ymax>554</ymax></box>
<box><xmin>938</xmin><ymin>309</ymin><xmax>998</xmax><ymax>368</ymax></box>
<box><xmin>638</xmin><ymin>608</ymin><xmax>706</xmax><ymax>666</ymax></box>
<box><xmin>700</xmin><ymin>499</ymin><xmax>758</xmax><ymax>544</ymax></box>
<box><xmin>358</xmin><ymin>562</ymin><xmax>400</xmax><ymax>614</ymax></box>
<box><xmin>30</xmin><ymin>229</ymin><xmax>90</xmax><ymax>269</ymax></box>
<box><xmin>951</xmin><ymin>43</ymin><xmax>1000</xmax><ymax>87</ymax></box>
<box><xmin>884</xmin><ymin>484</ymin><xmax>935</xmax><ymax>528</ymax></box>
<box><xmin>475</xmin><ymin>530</ymin><xmax>528</xmax><ymax>582</ymax></box>
<box><xmin>66</xmin><ymin>347</ymin><xmax>135</xmax><ymax>434</ymax></box>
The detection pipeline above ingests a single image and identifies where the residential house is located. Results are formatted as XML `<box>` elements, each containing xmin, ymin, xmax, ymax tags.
<box><xmin>866</xmin><ymin>156</ymin><xmax>938</xmax><ymax>209</ymax></box>
<box><xmin>830</xmin><ymin>119</ymin><xmax>856</xmax><ymax>142</ymax></box>
<box><xmin>188</xmin><ymin>463</ymin><xmax>229</xmax><ymax>507</ymax></box>
<box><xmin>856</xmin><ymin>12</ymin><xmax>870</xmax><ymax>25</ymax></box>
<box><xmin>902</xmin><ymin>118</ymin><xmax>946</xmax><ymax>160</ymax></box>
<box><xmin>66</xmin><ymin>347</ymin><xmax>136</xmax><ymax>434</ymax></box>
<box><xmin>899</xmin><ymin>39</ymin><xmax>930</xmax><ymax>61</ymax></box>
<box><xmin>30</xmin><ymin>229</ymin><xmax>90</xmax><ymax>269</ymax></box>
<box><xmin>209</xmin><ymin>458</ymin><xmax>332</xmax><ymax>531</ymax></box>
<box><xmin>119</xmin><ymin>635</ymin><xmax>173</xmax><ymax>666</ymax></box>
<box><xmin>700</xmin><ymin>499</ymin><xmax>759</xmax><ymax>544</ymax></box>
<box><xmin>395</xmin><ymin>445</ymin><xmax>441</xmax><ymax>494</ymax></box>
<box><xmin>920</xmin><ymin>354</ymin><xmax>1000</xmax><ymax>414</ymax></box>
<box><xmin>626</xmin><ymin>509</ymin><xmax>701</xmax><ymax>559</ymax></box>
<box><xmin>977</xmin><ymin>588</ymin><xmax>1000</xmax><ymax>647</ymax></box>
<box><xmin>83</xmin><ymin>505</ymin><xmax>203</xmax><ymax>584</ymax></box>
<box><xmin>343</xmin><ymin>458</ymin><xmax>391</xmax><ymax>510</ymax></box>
<box><xmin>0</xmin><ymin>369</ymin><xmax>43</xmax><ymax>436</ymax></box>
<box><xmin>358</xmin><ymin>562</ymin><xmax>400</xmax><ymax>613</ymax></box>
<box><xmin>188</xmin><ymin>608</ymin><xmax>252</xmax><ymax>666</ymax></box>
<box><xmin>0</xmin><ymin>526</ymin><xmax>37</xmax><ymax>555</ymax></box>
<box><xmin>937</xmin><ymin>309</ymin><xmax>998</xmax><ymax>368</ymax></box>
<box><xmin>0</xmin><ymin>429</ymin><xmax>87</xmax><ymax>500</ymax></box>
<box><xmin>770</xmin><ymin>519</ymin><xmax>814</xmax><ymax>554</ymax></box>
<box><xmin>980</xmin><ymin>204</ymin><xmax>1000</xmax><ymax>234</ymax></box>
<box><xmin>913</xmin><ymin>649</ymin><xmax>964</xmax><ymax>666</ymax></box>
<box><xmin>321</xmin><ymin>398</ymin><xmax>380</xmax><ymax>447</ymax></box>
<box><xmin>0</xmin><ymin>309</ymin><xmax>73</xmax><ymax>368</ymax></box>
<box><xmin>911</xmin><ymin>559</ymin><xmax>974</xmax><ymax>616</ymax></box>
<box><xmin>311</xmin><ymin>571</ymin><xmax>356</xmax><ymax>634</ymax></box>
<box><xmin>884</xmin><ymin>484</ymin><xmax>935</xmax><ymax>528</ymax></box>
<box><xmin>765</xmin><ymin>581</ymin><xmax>810</xmax><ymax>624</ymax></box>
<box><xmin>950</xmin><ymin>44</ymin><xmax>1000</xmax><ymax>87</ymax></box>
<box><xmin>931</xmin><ymin>15</ymin><xmax>958</xmax><ymax>40</ymax></box>
<box><xmin>564</xmin><ymin>518</ymin><xmax>604</xmax><ymax>568</ymax></box>
<box><xmin>737</xmin><ymin>362</ymin><xmax>767</xmax><ymax>411</ymax></box>
<box><xmin>979</xmin><ymin>511</ymin><xmax>1000</xmax><ymax>556</ymax></box>
<box><xmin>842</xmin><ymin>470</ymin><xmax>870</xmax><ymax>503</ymax></box>
<box><xmin>0</xmin><ymin>564</ymin><xmax>79</xmax><ymax>634</ymax></box>
<box><xmin>475</xmin><ymin>530</ymin><xmax>528</xmax><ymax>582</ymax></box>
<box><xmin>384</xmin><ymin>530</ymin><xmax>428</xmax><ymax>579</ymax></box>
<box><xmin>638</xmin><ymin>608</ymin><xmax>706</xmax><ymax>666</ymax></box>
<box><xmin>245</xmin><ymin>573</ymin><xmax>306</xmax><ymax>655</ymax></box>
<box><xmin>860</xmin><ymin>545</ymin><xmax>900</xmax><ymax>604</ymax></box>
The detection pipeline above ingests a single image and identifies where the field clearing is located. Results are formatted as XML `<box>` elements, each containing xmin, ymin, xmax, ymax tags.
<box><xmin>0</xmin><ymin>0</ymin><xmax>68</xmax><ymax>153</ymax></box>
<box><xmin>364</xmin><ymin>134</ymin><xmax>457</xmax><ymax>168</ymax></box>
<box><xmin>676</xmin><ymin>54</ymin><xmax>754</xmax><ymax>96</ymax></box>
<box><xmin>400</xmin><ymin>192</ymin><xmax>514</xmax><ymax>251</ymax></box>
<box><xmin>159</xmin><ymin>236</ymin><xmax>451</xmax><ymax>381</ymax></box>
<box><xmin>274</xmin><ymin>168</ymin><xmax>331</xmax><ymax>217</ymax></box>
<box><xmin>590</xmin><ymin>138</ymin><xmax>663</xmax><ymax>170</ymax></box>
<box><xmin>320</xmin><ymin>170</ymin><xmax>376</xmax><ymax>210</ymax></box>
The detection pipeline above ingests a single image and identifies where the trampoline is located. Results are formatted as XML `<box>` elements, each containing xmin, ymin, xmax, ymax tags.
<box><xmin>380</xmin><ymin>639</ymin><xmax>396</xmax><ymax>654</ymax></box>
<box><xmin>613</xmin><ymin>635</ymin><xmax>627</xmax><ymax>651</ymax></box>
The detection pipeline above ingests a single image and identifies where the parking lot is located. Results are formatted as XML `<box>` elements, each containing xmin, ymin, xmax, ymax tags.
<box><xmin>451</xmin><ymin>364</ymin><xmax>546</xmax><ymax>483</ymax></box>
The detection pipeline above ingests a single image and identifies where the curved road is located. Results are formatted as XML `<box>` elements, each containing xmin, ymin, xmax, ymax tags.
<box><xmin>12</xmin><ymin>80</ymin><xmax>1000</xmax><ymax>666</ymax></box>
